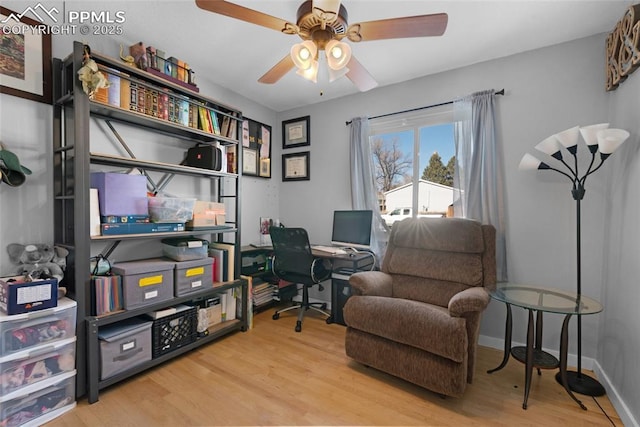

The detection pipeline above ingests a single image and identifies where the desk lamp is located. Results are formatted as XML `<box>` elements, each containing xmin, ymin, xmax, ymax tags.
<box><xmin>519</xmin><ymin>124</ymin><xmax>630</xmax><ymax>396</ymax></box>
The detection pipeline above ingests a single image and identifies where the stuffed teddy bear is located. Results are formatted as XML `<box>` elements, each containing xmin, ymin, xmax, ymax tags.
<box><xmin>6</xmin><ymin>243</ymin><xmax>69</xmax><ymax>283</ymax></box>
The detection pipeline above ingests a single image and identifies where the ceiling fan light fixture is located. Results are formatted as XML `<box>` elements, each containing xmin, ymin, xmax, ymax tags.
<box><xmin>325</xmin><ymin>39</ymin><xmax>351</xmax><ymax>70</ymax></box>
<box><xmin>291</xmin><ymin>40</ymin><xmax>318</xmax><ymax>70</ymax></box>
<box><xmin>296</xmin><ymin>59</ymin><xmax>319</xmax><ymax>82</ymax></box>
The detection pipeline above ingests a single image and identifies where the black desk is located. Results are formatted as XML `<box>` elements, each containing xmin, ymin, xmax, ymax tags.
<box><xmin>240</xmin><ymin>246</ymin><xmax>375</xmax><ymax>324</ymax></box>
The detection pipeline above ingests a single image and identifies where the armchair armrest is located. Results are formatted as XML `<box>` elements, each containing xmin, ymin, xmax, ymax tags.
<box><xmin>349</xmin><ymin>271</ymin><xmax>393</xmax><ymax>297</ymax></box>
<box><xmin>448</xmin><ymin>287</ymin><xmax>490</xmax><ymax>317</ymax></box>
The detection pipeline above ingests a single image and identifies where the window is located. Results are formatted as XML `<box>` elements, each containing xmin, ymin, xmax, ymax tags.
<box><xmin>369</xmin><ymin>105</ymin><xmax>455</xmax><ymax>226</ymax></box>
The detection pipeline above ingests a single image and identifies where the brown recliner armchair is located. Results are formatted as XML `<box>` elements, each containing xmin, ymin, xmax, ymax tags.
<box><xmin>343</xmin><ymin>217</ymin><xmax>496</xmax><ymax>397</ymax></box>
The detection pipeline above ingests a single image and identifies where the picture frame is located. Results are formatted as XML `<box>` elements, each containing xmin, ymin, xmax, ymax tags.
<box><xmin>282</xmin><ymin>115</ymin><xmax>310</xmax><ymax>149</ymax></box>
<box><xmin>282</xmin><ymin>151</ymin><xmax>310</xmax><ymax>181</ymax></box>
<box><xmin>242</xmin><ymin>147</ymin><xmax>258</xmax><ymax>175</ymax></box>
<box><xmin>0</xmin><ymin>7</ymin><xmax>53</xmax><ymax>104</ymax></box>
<box><xmin>242</xmin><ymin>118</ymin><xmax>272</xmax><ymax>178</ymax></box>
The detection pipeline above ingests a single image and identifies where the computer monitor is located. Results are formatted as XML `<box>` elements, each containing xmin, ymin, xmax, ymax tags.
<box><xmin>331</xmin><ymin>210</ymin><xmax>373</xmax><ymax>250</ymax></box>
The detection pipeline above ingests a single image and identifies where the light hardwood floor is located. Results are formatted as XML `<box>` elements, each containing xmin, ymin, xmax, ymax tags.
<box><xmin>47</xmin><ymin>308</ymin><xmax>621</xmax><ymax>426</ymax></box>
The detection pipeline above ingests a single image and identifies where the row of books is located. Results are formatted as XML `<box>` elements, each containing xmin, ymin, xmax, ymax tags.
<box><xmin>208</xmin><ymin>242</ymin><xmax>236</xmax><ymax>283</ymax></box>
<box><xmin>94</xmin><ymin>67</ymin><xmax>239</xmax><ymax>140</ymax></box>
<box><xmin>91</xmin><ymin>275</ymin><xmax>123</xmax><ymax>317</ymax></box>
<box><xmin>251</xmin><ymin>278</ymin><xmax>279</xmax><ymax>308</ymax></box>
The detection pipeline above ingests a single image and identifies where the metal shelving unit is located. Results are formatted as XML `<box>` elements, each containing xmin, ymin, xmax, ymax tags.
<box><xmin>52</xmin><ymin>41</ymin><xmax>246</xmax><ymax>402</ymax></box>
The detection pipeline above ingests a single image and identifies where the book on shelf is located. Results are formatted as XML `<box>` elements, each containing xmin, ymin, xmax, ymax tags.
<box><xmin>209</xmin><ymin>248</ymin><xmax>226</xmax><ymax>282</ymax></box>
<box><xmin>100</xmin><ymin>215</ymin><xmax>150</xmax><ymax>224</ymax></box>
<box><xmin>106</xmin><ymin>72</ymin><xmax>120</xmax><ymax>107</ymax></box>
<box><xmin>220</xmin><ymin>115</ymin><xmax>230</xmax><ymax>138</ymax></box>
<box><xmin>209</xmin><ymin>110</ymin><xmax>220</xmax><ymax>135</ymax></box>
<box><xmin>198</xmin><ymin>106</ymin><xmax>213</xmax><ymax>133</ymax></box>
<box><xmin>209</xmin><ymin>242</ymin><xmax>235</xmax><ymax>281</ymax></box>
<box><xmin>120</xmin><ymin>76</ymin><xmax>131</xmax><ymax>110</ymax></box>
<box><xmin>129</xmin><ymin>82</ymin><xmax>138</xmax><ymax>112</ymax></box>
<box><xmin>158</xmin><ymin>92</ymin><xmax>169</xmax><ymax>120</ymax></box>
<box><xmin>136</xmin><ymin>85</ymin><xmax>145</xmax><ymax>114</ymax></box>
<box><xmin>226</xmin><ymin>145</ymin><xmax>237</xmax><ymax>174</ymax></box>
<box><xmin>227</xmin><ymin>112</ymin><xmax>238</xmax><ymax>139</ymax></box>
<box><xmin>100</xmin><ymin>222</ymin><xmax>185</xmax><ymax>235</ymax></box>
<box><xmin>91</xmin><ymin>274</ymin><xmax>123</xmax><ymax>316</ymax></box>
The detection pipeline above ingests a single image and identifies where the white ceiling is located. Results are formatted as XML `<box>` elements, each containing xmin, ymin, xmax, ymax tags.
<box><xmin>117</xmin><ymin>0</ymin><xmax>634</xmax><ymax>112</ymax></box>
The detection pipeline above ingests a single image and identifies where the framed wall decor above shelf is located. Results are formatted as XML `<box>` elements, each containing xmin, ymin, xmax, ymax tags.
<box><xmin>241</xmin><ymin>117</ymin><xmax>272</xmax><ymax>178</ymax></box>
<box><xmin>282</xmin><ymin>151</ymin><xmax>310</xmax><ymax>181</ymax></box>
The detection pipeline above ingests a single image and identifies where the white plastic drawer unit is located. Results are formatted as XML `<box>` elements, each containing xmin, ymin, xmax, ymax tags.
<box><xmin>0</xmin><ymin>369</ymin><xmax>76</xmax><ymax>427</ymax></box>
<box><xmin>0</xmin><ymin>337</ymin><xmax>76</xmax><ymax>397</ymax></box>
<box><xmin>0</xmin><ymin>298</ymin><xmax>77</xmax><ymax>357</ymax></box>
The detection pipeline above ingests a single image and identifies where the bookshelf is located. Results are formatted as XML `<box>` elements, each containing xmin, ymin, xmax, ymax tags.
<box><xmin>52</xmin><ymin>41</ymin><xmax>246</xmax><ymax>403</ymax></box>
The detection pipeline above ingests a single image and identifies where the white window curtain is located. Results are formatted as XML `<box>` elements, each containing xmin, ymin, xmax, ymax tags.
<box><xmin>453</xmin><ymin>89</ymin><xmax>507</xmax><ymax>281</ymax></box>
<box><xmin>349</xmin><ymin>117</ymin><xmax>387</xmax><ymax>265</ymax></box>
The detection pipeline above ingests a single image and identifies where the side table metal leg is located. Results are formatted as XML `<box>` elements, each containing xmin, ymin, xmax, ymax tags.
<box><xmin>523</xmin><ymin>309</ymin><xmax>535</xmax><ymax>410</ymax></box>
<box><xmin>488</xmin><ymin>303</ymin><xmax>512</xmax><ymax>374</ymax></box>
<box><xmin>535</xmin><ymin>309</ymin><xmax>543</xmax><ymax>376</ymax></box>
<box><xmin>559</xmin><ymin>314</ymin><xmax>587</xmax><ymax>410</ymax></box>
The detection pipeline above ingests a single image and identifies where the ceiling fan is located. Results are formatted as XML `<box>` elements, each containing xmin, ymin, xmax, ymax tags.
<box><xmin>195</xmin><ymin>0</ymin><xmax>448</xmax><ymax>91</ymax></box>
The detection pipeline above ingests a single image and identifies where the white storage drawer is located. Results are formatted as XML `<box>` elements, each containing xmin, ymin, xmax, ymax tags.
<box><xmin>0</xmin><ymin>337</ymin><xmax>76</xmax><ymax>397</ymax></box>
<box><xmin>0</xmin><ymin>370</ymin><xmax>76</xmax><ymax>427</ymax></box>
<box><xmin>0</xmin><ymin>298</ymin><xmax>77</xmax><ymax>357</ymax></box>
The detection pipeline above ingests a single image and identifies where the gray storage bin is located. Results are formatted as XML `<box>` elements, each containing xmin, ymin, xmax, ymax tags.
<box><xmin>112</xmin><ymin>259</ymin><xmax>174</xmax><ymax>310</ymax></box>
<box><xmin>173</xmin><ymin>258</ymin><xmax>213</xmax><ymax>296</ymax></box>
<box><xmin>98</xmin><ymin>318</ymin><xmax>152</xmax><ymax>380</ymax></box>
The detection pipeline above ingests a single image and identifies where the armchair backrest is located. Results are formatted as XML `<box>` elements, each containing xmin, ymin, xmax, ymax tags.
<box><xmin>382</xmin><ymin>218</ymin><xmax>496</xmax><ymax>307</ymax></box>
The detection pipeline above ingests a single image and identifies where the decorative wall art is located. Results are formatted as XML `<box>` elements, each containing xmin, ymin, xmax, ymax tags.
<box><xmin>0</xmin><ymin>7</ymin><xmax>52</xmax><ymax>104</ymax></box>
<box><xmin>282</xmin><ymin>151</ymin><xmax>310</xmax><ymax>181</ymax></box>
<box><xmin>242</xmin><ymin>117</ymin><xmax>272</xmax><ymax>178</ymax></box>
<box><xmin>282</xmin><ymin>115</ymin><xmax>310</xmax><ymax>149</ymax></box>
<box><xmin>606</xmin><ymin>4</ymin><xmax>640</xmax><ymax>91</ymax></box>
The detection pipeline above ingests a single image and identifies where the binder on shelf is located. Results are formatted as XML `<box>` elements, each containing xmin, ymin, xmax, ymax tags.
<box><xmin>209</xmin><ymin>248</ymin><xmax>225</xmax><ymax>282</ymax></box>
<box><xmin>209</xmin><ymin>242</ymin><xmax>235</xmax><ymax>280</ymax></box>
<box><xmin>100</xmin><ymin>222</ymin><xmax>185</xmax><ymax>235</ymax></box>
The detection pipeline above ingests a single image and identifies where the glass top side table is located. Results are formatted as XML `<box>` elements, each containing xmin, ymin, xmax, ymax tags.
<box><xmin>487</xmin><ymin>283</ymin><xmax>602</xmax><ymax>410</ymax></box>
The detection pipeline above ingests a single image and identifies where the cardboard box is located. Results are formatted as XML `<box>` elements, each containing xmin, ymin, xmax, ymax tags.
<box><xmin>186</xmin><ymin>201</ymin><xmax>225</xmax><ymax>229</ymax></box>
<box><xmin>0</xmin><ymin>277</ymin><xmax>58</xmax><ymax>315</ymax></box>
<box><xmin>90</xmin><ymin>172</ymin><xmax>148</xmax><ymax>216</ymax></box>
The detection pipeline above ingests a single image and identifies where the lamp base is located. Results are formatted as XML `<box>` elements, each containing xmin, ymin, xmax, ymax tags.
<box><xmin>555</xmin><ymin>371</ymin><xmax>606</xmax><ymax>396</ymax></box>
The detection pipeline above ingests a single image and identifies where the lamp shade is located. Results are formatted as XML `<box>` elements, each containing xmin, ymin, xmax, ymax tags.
<box><xmin>325</xmin><ymin>40</ymin><xmax>351</xmax><ymax>70</ymax></box>
<box><xmin>597</xmin><ymin>128</ymin><xmax>630</xmax><ymax>155</ymax></box>
<box><xmin>519</xmin><ymin>153</ymin><xmax>544</xmax><ymax>170</ymax></box>
<box><xmin>291</xmin><ymin>40</ymin><xmax>318</xmax><ymax>70</ymax></box>
<box><xmin>579</xmin><ymin>123</ymin><xmax>609</xmax><ymax>149</ymax></box>
<box><xmin>535</xmin><ymin>136</ymin><xmax>562</xmax><ymax>159</ymax></box>
<box><xmin>555</xmin><ymin>126</ymin><xmax>580</xmax><ymax>153</ymax></box>
<box><xmin>296</xmin><ymin>59</ymin><xmax>319</xmax><ymax>83</ymax></box>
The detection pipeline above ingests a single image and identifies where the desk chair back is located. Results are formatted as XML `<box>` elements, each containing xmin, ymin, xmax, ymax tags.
<box><xmin>269</xmin><ymin>226</ymin><xmax>330</xmax><ymax>285</ymax></box>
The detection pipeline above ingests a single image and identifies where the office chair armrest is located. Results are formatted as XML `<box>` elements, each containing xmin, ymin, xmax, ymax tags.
<box><xmin>349</xmin><ymin>271</ymin><xmax>393</xmax><ymax>297</ymax></box>
<box><xmin>448</xmin><ymin>287</ymin><xmax>490</xmax><ymax>317</ymax></box>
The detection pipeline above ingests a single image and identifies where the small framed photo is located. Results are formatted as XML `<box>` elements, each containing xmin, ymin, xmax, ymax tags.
<box><xmin>0</xmin><ymin>7</ymin><xmax>53</xmax><ymax>104</ymax></box>
<box><xmin>282</xmin><ymin>116</ymin><xmax>310</xmax><ymax>149</ymax></box>
<box><xmin>242</xmin><ymin>147</ymin><xmax>258</xmax><ymax>175</ymax></box>
<box><xmin>259</xmin><ymin>158</ymin><xmax>271</xmax><ymax>178</ymax></box>
<box><xmin>282</xmin><ymin>151</ymin><xmax>310</xmax><ymax>181</ymax></box>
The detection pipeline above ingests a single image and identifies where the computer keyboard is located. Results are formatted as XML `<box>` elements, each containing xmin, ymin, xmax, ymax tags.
<box><xmin>311</xmin><ymin>245</ymin><xmax>347</xmax><ymax>255</ymax></box>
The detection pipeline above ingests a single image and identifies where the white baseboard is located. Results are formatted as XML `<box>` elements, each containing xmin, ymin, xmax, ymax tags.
<box><xmin>479</xmin><ymin>334</ymin><xmax>638</xmax><ymax>427</ymax></box>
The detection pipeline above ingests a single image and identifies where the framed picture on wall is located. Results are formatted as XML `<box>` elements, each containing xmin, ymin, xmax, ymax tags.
<box><xmin>0</xmin><ymin>7</ymin><xmax>53</xmax><ymax>104</ymax></box>
<box><xmin>282</xmin><ymin>116</ymin><xmax>310</xmax><ymax>149</ymax></box>
<box><xmin>242</xmin><ymin>118</ymin><xmax>272</xmax><ymax>178</ymax></box>
<box><xmin>282</xmin><ymin>151</ymin><xmax>310</xmax><ymax>181</ymax></box>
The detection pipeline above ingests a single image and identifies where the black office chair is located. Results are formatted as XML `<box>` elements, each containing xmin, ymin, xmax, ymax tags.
<box><xmin>269</xmin><ymin>226</ymin><xmax>332</xmax><ymax>332</ymax></box>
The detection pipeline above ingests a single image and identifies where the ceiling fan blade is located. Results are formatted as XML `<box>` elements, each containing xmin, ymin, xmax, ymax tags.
<box><xmin>345</xmin><ymin>56</ymin><xmax>377</xmax><ymax>92</ymax></box>
<box><xmin>347</xmin><ymin>13</ymin><xmax>448</xmax><ymax>42</ymax></box>
<box><xmin>258</xmin><ymin>55</ymin><xmax>296</xmax><ymax>84</ymax></box>
<box><xmin>195</xmin><ymin>0</ymin><xmax>298</xmax><ymax>34</ymax></box>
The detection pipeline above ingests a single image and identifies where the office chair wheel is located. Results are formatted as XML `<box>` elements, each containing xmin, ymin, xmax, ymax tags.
<box><xmin>326</xmin><ymin>316</ymin><xmax>333</xmax><ymax>324</ymax></box>
<box><xmin>321</xmin><ymin>303</ymin><xmax>327</xmax><ymax>310</ymax></box>
<box><xmin>272</xmin><ymin>313</ymin><xmax>280</xmax><ymax>320</ymax></box>
<box><xmin>295</xmin><ymin>321</ymin><xmax>302</xmax><ymax>332</ymax></box>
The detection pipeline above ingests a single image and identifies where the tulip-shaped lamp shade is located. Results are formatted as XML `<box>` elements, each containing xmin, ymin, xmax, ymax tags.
<box><xmin>519</xmin><ymin>153</ymin><xmax>550</xmax><ymax>171</ymax></box>
<box><xmin>291</xmin><ymin>40</ymin><xmax>318</xmax><ymax>70</ymax></box>
<box><xmin>326</xmin><ymin>40</ymin><xmax>351</xmax><ymax>70</ymax></box>
<box><xmin>535</xmin><ymin>136</ymin><xmax>563</xmax><ymax>160</ymax></box>
<box><xmin>555</xmin><ymin>126</ymin><xmax>581</xmax><ymax>154</ymax></box>
<box><xmin>579</xmin><ymin>123</ymin><xmax>609</xmax><ymax>153</ymax></box>
<box><xmin>296</xmin><ymin>59</ymin><xmax>319</xmax><ymax>83</ymax></box>
<box><xmin>597</xmin><ymin>128</ymin><xmax>630</xmax><ymax>159</ymax></box>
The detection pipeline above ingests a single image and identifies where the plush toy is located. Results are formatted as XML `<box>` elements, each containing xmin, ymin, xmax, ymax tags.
<box><xmin>77</xmin><ymin>44</ymin><xmax>110</xmax><ymax>99</ymax></box>
<box><xmin>6</xmin><ymin>243</ymin><xmax>69</xmax><ymax>283</ymax></box>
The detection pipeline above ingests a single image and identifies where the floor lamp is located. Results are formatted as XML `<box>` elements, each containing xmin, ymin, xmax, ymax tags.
<box><xmin>519</xmin><ymin>124</ymin><xmax>630</xmax><ymax>396</ymax></box>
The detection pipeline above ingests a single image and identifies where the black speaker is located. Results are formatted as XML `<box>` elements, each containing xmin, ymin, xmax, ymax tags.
<box><xmin>186</xmin><ymin>145</ymin><xmax>222</xmax><ymax>171</ymax></box>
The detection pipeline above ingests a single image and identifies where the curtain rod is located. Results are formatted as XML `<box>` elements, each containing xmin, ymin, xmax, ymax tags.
<box><xmin>345</xmin><ymin>88</ymin><xmax>505</xmax><ymax>126</ymax></box>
